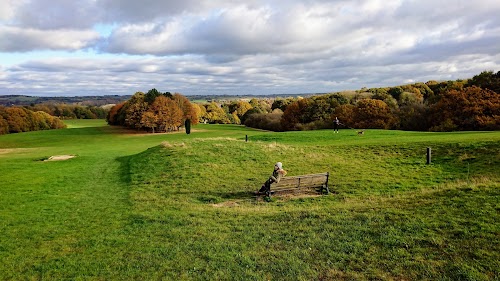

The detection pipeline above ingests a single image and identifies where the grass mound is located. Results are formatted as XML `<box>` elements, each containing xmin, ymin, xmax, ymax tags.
<box><xmin>123</xmin><ymin>136</ymin><xmax>499</xmax><ymax>280</ymax></box>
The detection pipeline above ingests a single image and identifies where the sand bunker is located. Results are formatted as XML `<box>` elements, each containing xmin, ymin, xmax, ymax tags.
<box><xmin>45</xmin><ymin>155</ymin><xmax>76</xmax><ymax>161</ymax></box>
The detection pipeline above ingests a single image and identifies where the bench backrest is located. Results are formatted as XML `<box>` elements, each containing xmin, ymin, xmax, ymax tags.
<box><xmin>273</xmin><ymin>172</ymin><xmax>329</xmax><ymax>190</ymax></box>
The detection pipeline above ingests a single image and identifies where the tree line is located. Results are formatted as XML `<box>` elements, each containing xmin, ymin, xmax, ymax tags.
<box><xmin>2</xmin><ymin>71</ymin><xmax>497</xmax><ymax>135</ymax></box>
<box><xmin>25</xmin><ymin>104</ymin><xmax>109</xmax><ymax>119</ymax></box>
<box><xmin>157</xmin><ymin>70</ymin><xmax>498</xmax><ymax>133</ymax></box>
<box><xmin>0</xmin><ymin>106</ymin><xmax>66</xmax><ymax>134</ymax></box>
<box><xmin>226</xmin><ymin>71</ymin><xmax>498</xmax><ymax>132</ymax></box>
<box><xmin>0</xmin><ymin>95</ymin><xmax>129</xmax><ymax>107</ymax></box>
<box><xmin>0</xmin><ymin>103</ymin><xmax>109</xmax><ymax>135</ymax></box>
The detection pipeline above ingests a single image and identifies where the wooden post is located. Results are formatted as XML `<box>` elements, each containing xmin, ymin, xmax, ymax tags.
<box><xmin>325</xmin><ymin>172</ymin><xmax>330</xmax><ymax>194</ymax></box>
<box><xmin>245</xmin><ymin>135</ymin><xmax>248</xmax><ymax>142</ymax></box>
<box><xmin>426</xmin><ymin>147</ymin><xmax>432</xmax><ymax>164</ymax></box>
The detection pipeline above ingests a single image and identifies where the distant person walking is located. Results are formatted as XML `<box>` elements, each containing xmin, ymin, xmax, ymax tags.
<box><xmin>333</xmin><ymin>117</ymin><xmax>340</xmax><ymax>133</ymax></box>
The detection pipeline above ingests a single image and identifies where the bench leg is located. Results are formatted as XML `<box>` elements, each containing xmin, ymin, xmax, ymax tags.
<box><xmin>322</xmin><ymin>185</ymin><xmax>330</xmax><ymax>195</ymax></box>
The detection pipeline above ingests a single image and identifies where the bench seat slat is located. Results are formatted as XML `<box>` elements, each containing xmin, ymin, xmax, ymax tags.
<box><xmin>266</xmin><ymin>172</ymin><xmax>330</xmax><ymax>196</ymax></box>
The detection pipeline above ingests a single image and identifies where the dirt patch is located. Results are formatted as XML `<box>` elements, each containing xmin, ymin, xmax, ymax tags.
<box><xmin>279</xmin><ymin>193</ymin><xmax>323</xmax><ymax>199</ymax></box>
<box><xmin>255</xmin><ymin>191</ymin><xmax>325</xmax><ymax>202</ymax></box>
<box><xmin>0</xmin><ymin>148</ymin><xmax>35</xmax><ymax>155</ymax></box>
<box><xmin>0</xmin><ymin>149</ymin><xmax>17</xmax><ymax>155</ymax></box>
<box><xmin>45</xmin><ymin>155</ymin><xmax>76</xmax><ymax>161</ymax></box>
<box><xmin>212</xmin><ymin>201</ymin><xmax>240</xmax><ymax>208</ymax></box>
<box><xmin>211</xmin><ymin>192</ymin><xmax>326</xmax><ymax>205</ymax></box>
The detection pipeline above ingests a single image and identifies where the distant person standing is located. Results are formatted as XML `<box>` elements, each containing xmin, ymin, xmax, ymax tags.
<box><xmin>333</xmin><ymin>117</ymin><xmax>340</xmax><ymax>133</ymax></box>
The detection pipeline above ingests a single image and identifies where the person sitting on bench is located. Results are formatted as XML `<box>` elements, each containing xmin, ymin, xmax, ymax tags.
<box><xmin>258</xmin><ymin>162</ymin><xmax>287</xmax><ymax>194</ymax></box>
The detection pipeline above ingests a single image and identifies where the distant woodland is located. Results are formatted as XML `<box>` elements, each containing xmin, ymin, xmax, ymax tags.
<box><xmin>0</xmin><ymin>95</ymin><xmax>130</xmax><ymax>107</ymax></box>
<box><xmin>107</xmin><ymin>70</ymin><xmax>499</xmax><ymax>133</ymax></box>
<box><xmin>1</xmin><ymin>70</ymin><xmax>499</xmax><ymax>135</ymax></box>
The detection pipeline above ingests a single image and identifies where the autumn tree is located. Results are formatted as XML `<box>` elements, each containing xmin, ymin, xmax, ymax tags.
<box><xmin>31</xmin><ymin>104</ymin><xmax>53</xmax><ymax>115</ymax></box>
<box><xmin>73</xmin><ymin>106</ymin><xmax>96</xmax><ymax>119</ymax></box>
<box><xmin>229</xmin><ymin>100</ymin><xmax>252</xmax><ymax>120</ymax></box>
<box><xmin>426</xmin><ymin>80</ymin><xmax>466</xmax><ymax>104</ymax></box>
<box><xmin>107</xmin><ymin>102</ymin><xmax>126</xmax><ymax>125</ymax></box>
<box><xmin>305</xmin><ymin>95</ymin><xmax>341</xmax><ymax>121</ymax></box>
<box><xmin>388</xmin><ymin>87</ymin><xmax>404</xmax><ymax>101</ymax></box>
<box><xmin>49</xmin><ymin>114</ymin><xmax>66</xmax><ymax>129</ymax></box>
<box><xmin>5</xmin><ymin>107</ymin><xmax>29</xmax><ymax>133</ymax></box>
<box><xmin>148</xmin><ymin>96</ymin><xmax>183</xmax><ymax>131</ymax></box>
<box><xmin>371</xmin><ymin>92</ymin><xmax>398</xmax><ymax>110</ymax></box>
<box><xmin>125</xmin><ymin>92</ymin><xmax>148</xmax><ymax>129</ymax></box>
<box><xmin>271</xmin><ymin>98</ymin><xmax>296</xmax><ymax>112</ymax></box>
<box><xmin>240</xmin><ymin>106</ymin><xmax>266</xmax><ymax>124</ymax></box>
<box><xmin>192</xmin><ymin>103</ymin><xmax>206</xmax><ymax>123</ymax></box>
<box><xmin>203</xmin><ymin>102</ymin><xmax>230</xmax><ymax>124</ymax></box>
<box><xmin>412</xmin><ymin>82</ymin><xmax>434</xmax><ymax>100</ymax></box>
<box><xmin>162</xmin><ymin>98</ymin><xmax>184</xmax><ymax>131</ymax></box>
<box><xmin>351</xmin><ymin>99</ymin><xmax>397</xmax><ymax>129</ymax></box>
<box><xmin>0</xmin><ymin>106</ymin><xmax>65</xmax><ymax>134</ymax></box>
<box><xmin>399</xmin><ymin>91</ymin><xmax>423</xmax><ymax>107</ymax></box>
<box><xmin>140</xmin><ymin>111</ymin><xmax>158</xmax><ymax>133</ymax></box>
<box><xmin>172</xmin><ymin>93</ymin><xmax>199</xmax><ymax>125</ymax></box>
<box><xmin>249</xmin><ymin>98</ymin><xmax>272</xmax><ymax>113</ymax></box>
<box><xmin>333</xmin><ymin>104</ymin><xmax>355</xmax><ymax>128</ymax></box>
<box><xmin>33</xmin><ymin>111</ymin><xmax>51</xmax><ymax>130</ymax></box>
<box><xmin>149</xmin><ymin>96</ymin><xmax>169</xmax><ymax>131</ymax></box>
<box><xmin>0</xmin><ymin>114</ymin><xmax>8</xmax><ymax>134</ymax></box>
<box><xmin>429</xmin><ymin>86</ymin><xmax>500</xmax><ymax>131</ymax></box>
<box><xmin>244</xmin><ymin>110</ymin><xmax>283</xmax><ymax>131</ymax></box>
<box><xmin>281</xmin><ymin>99</ymin><xmax>312</xmax><ymax>130</ymax></box>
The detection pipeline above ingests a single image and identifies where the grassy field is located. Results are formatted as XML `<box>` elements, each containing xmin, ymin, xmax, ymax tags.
<box><xmin>0</xmin><ymin>120</ymin><xmax>499</xmax><ymax>280</ymax></box>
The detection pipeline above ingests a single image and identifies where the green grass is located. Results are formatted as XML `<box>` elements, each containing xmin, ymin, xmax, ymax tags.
<box><xmin>0</xmin><ymin>123</ymin><xmax>499</xmax><ymax>280</ymax></box>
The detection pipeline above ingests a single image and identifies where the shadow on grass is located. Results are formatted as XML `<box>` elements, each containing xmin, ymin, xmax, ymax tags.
<box><xmin>116</xmin><ymin>155</ymin><xmax>132</xmax><ymax>185</ymax></box>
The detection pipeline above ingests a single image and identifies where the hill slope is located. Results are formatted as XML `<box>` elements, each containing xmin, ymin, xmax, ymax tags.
<box><xmin>0</xmin><ymin>123</ymin><xmax>498</xmax><ymax>280</ymax></box>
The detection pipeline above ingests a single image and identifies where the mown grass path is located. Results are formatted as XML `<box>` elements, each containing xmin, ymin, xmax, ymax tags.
<box><xmin>0</xmin><ymin>120</ymin><xmax>499</xmax><ymax>280</ymax></box>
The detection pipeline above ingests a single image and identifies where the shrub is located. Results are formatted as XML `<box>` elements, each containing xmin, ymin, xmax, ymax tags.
<box><xmin>244</xmin><ymin>112</ymin><xmax>283</xmax><ymax>131</ymax></box>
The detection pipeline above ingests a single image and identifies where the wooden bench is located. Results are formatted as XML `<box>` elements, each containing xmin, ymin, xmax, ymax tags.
<box><xmin>264</xmin><ymin>172</ymin><xmax>330</xmax><ymax>197</ymax></box>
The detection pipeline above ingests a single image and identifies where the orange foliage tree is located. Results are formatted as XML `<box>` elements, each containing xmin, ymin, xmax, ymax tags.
<box><xmin>125</xmin><ymin>92</ymin><xmax>148</xmax><ymax>129</ymax></box>
<box><xmin>107</xmin><ymin>92</ymin><xmax>196</xmax><ymax>133</ymax></box>
<box><xmin>0</xmin><ymin>106</ymin><xmax>65</xmax><ymax>134</ymax></box>
<box><xmin>281</xmin><ymin>99</ymin><xmax>311</xmax><ymax>130</ymax></box>
<box><xmin>0</xmin><ymin>111</ymin><xmax>9</xmax><ymax>135</ymax></box>
<box><xmin>140</xmin><ymin>111</ymin><xmax>158</xmax><ymax>133</ymax></box>
<box><xmin>148</xmin><ymin>96</ymin><xmax>183</xmax><ymax>132</ymax></box>
<box><xmin>352</xmin><ymin>99</ymin><xmax>397</xmax><ymax>129</ymax></box>
<box><xmin>333</xmin><ymin>104</ymin><xmax>355</xmax><ymax>128</ymax></box>
<box><xmin>107</xmin><ymin>102</ymin><xmax>126</xmax><ymax>125</ymax></box>
<box><xmin>172</xmin><ymin>93</ymin><xmax>199</xmax><ymax>125</ymax></box>
<box><xmin>5</xmin><ymin>107</ymin><xmax>29</xmax><ymax>133</ymax></box>
<box><xmin>430</xmin><ymin>86</ymin><xmax>500</xmax><ymax>131</ymax></box>
<box><xmin>163</xmin><ymin>98</ymin><xmax>183</xmax><ymax>131</ymax></box>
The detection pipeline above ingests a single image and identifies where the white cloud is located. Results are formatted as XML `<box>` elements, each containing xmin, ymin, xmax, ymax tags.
<box><xmin>0</xmin><ymin>0</ymin><xmax>499</xmax><ymax>96</ymax></box>
<box><xmin>0</xmin><ymin>26</ymin><xmax>100</xmax><ymax>52</ymax></box>
<box><xmin>8</xmin><ymin>0</ymin><xmax>101</xmax><ymax>29</ymax></box>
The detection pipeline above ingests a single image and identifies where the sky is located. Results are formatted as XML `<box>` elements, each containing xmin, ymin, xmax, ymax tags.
<box><xmin>0</xmin><ymin>0</ymin><xmax>499</xmax><ymax>97</ymax></box>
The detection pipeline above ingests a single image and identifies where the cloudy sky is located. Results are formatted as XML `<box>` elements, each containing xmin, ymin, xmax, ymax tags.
<box><xmin>1</xmin><ymin>0</ymin><xmax>499</xmax><ymax>96</ymax></box>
